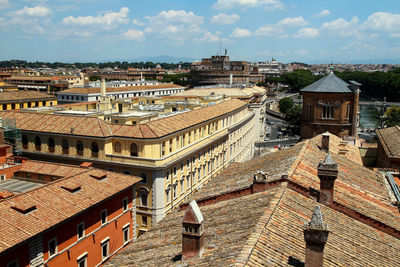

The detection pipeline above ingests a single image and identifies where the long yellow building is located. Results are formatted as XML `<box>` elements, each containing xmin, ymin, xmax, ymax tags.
<box><xmin>0</xmin><ymin>99</ymin><xmax>258</xmax><ymax>234</ymax></box>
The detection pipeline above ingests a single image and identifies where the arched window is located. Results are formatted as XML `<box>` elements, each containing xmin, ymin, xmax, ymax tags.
<box><xmin>76</xmin><ymin>140</ymin><xmax>84</xmax><ymax>156</ymax></box>
<box><xmin>62</xmin><ymin>139</ymin><xmax>69</xmax><ymax>154</ymax></box>
<box><xmin>130</xmin><ymin>143</ymin><xmax>138</xmax><ymax>157</ymax></box>
<box><xmin>322</xmin><ymin>102</ymin><xmax>334</xmax><ymax>119</ymax></box>
<box><xmin>35</xmin><ymin>136</ymin><xmax>41</xmax><ymax>151</ymax></box>
<box><xmin>22</xmin><ymin>135</ymin><xmax>28</xmax><ymax>149</ymax></box>
<box><xmin>138</xmin><ymin>189</ymin><xmax>148</xmax><ymax>207</ymax></box>
<box><xmin>48</xmin><ymin>138</ymin><xmax>55</xmax><ymax>152</ymax></box>
<box><xmin>91</xmin><ymin>142</ymin><xmax>99</xmax><ymax>157</ymax></box>
<box><xmin>114</xmin><ymin>142</ymin><xmax>121</xmax><ymax>153</ymax></box>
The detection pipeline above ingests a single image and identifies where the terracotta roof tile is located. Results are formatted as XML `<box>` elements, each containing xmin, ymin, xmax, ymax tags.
<box><xmin>0</xmin><ymin>91</ymin><xmax>56</xmax><ymax>102</ymax></box>
<box><xmin>376</xmin><ymin>126</ymin><xmax>400</xmax><ymax>158</ymax></box>
<box><xmin>59</xmin><ymin>83</ymin><xmax>184</xmax><ymax>94</ymax></box>
<box><xmin>0</xmin><ymin>168</ymin><xmax>140</xmax><ymax>254</ymax></box>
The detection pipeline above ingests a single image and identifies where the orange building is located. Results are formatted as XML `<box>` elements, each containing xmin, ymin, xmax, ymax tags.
<box><xmin>0</xmin><ymin>154</ymin><xmax>140</xmax><ymax>267</ymax></box>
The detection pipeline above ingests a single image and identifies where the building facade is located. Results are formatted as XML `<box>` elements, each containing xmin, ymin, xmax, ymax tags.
<box><xmin>0</xmin><ymin>99</ymin><xmax>259</xmax><ymax>234</ymax></box>
<box><xmin>300</xmin><ymin>73</ymin><xmax>360</xmax><ymax>139</ymax></box>
<box><xmin>0</xmin><ymin>158</ymin><xmax>140</xmax><ymax>267</ymax></box>
<box><xmin>0</xmin><ymin>91</ymin><xmax>57</xmax><ymax>111</ymax></box>
<box><xmin>56</xmin><ymin>83</ymin><xmax>185</xmax><ymax>104</ymax></box>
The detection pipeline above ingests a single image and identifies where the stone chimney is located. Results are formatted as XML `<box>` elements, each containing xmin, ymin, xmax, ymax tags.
<box><xmin>182</xmin><ymin>200</ymin><xmax>204</xmax><ymax>260</ymax></box>
<box><xmin>317</xmin><ymin>153</ymin><xmax>338</xmax><ymax>206</ymax></box>
<box><xmin>303</xmin><ymin>205</ymin><xmax>329</xmax><ymax>267</ymax></box>
<box><xmin>321</xmin><ymin>132</ymin><xmax>330</xmax><ymax>151</ymax></box>
<box><xmin>252</xmin><ymin>171</ymin><xmax>267</xmax><ymax>193</ymax></box>
<box><xmin>100</xmin><ymin>79</ymin><xmax>106</xmax><ymax>97</ymax></box>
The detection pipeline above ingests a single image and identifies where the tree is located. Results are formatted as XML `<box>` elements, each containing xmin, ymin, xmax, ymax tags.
<box><xmin>279</xmin><ymin>97</ymin><xmax>294</xmax><ymax>114</ymax></box>
<box><xmin>285</xmin><ymin>105</ymin><xmax>302</xmax><ymax>134</ymax></box>
<box><xmin>281</xmin><ymin>69</ymin><xmax>315</xmax><ymax>92</ymax></box>
<box><xmin>383</xmin><ymin>106</ymin><xmax>400</xmax><ymax>127</ymax></box>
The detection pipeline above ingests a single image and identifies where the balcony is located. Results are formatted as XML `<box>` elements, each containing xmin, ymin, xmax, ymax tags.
<box><xmin>62</xmin><ymin>149</ymin><xmax>69</xmax><ymax>155</ymax></box>
<box><xmin>91</xmin><ymin>152</ymin><xmax>98</xmax><ymax>158</ymax></box>
<box><xmin>48</xmin><ymin>147</ymin><xmax>55</xmax><ymax>153</ymax></box>
<box><xmin>77</xmin><ymin>150</ymin><xmax>83</xmax><ymax>156</ymax></box>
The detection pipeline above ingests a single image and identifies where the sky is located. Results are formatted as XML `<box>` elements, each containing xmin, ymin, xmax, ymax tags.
<box><xmin>0</xmin><ymin>0</ymin><xmax>400</xmax><ymax>63</ymax></box>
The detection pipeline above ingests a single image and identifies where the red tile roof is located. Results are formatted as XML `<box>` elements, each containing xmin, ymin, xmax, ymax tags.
<box><xmin>106</xmin><ymin>133</ymin><xmax>400</xmax><ymax>266</ymax></box>
<box><xmin>59</xmin><ymin>83</ymin><xmax>184</xmax><ymax>94</ymax></box>
<box><xmin>376</xmin><ymin>126</ymin><xmax>400</xmax><ymax>159</ymax></box>
<box><xmin>0</xmin><ymin>168</ymin><xmax>140</xmax><ymax>254</ymax></box>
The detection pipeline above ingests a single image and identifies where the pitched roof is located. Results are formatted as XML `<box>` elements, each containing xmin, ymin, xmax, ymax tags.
<box><xmin>0</xmin><ymin>111</ymin><xmax>113</xmax><ymax>137</ymax></box>
<box><xmin>17</xmin><ymin>160</ymin><xmax>86</xmax><ymax>177</ymax></box>
<box><xmin>110</xmin><ymin>99</ymin><xmax>248</xmax><ymax>138</ymax></box>
<box><xmin>58</xmin><ymin>83</ymin><xmax>184</xmax><ymax>95</ymax></box>
<box><xmin>0</xmin><ymin>91</ymin><xmax>56</xmax><ymax>103</ymax></box>
<box><xmin>300</xmin><ymin>73</ymin><xmax>353</xmax><ymax>93</ymax></box>
<box><xmin>106</xmin><ymin>133</ymin><xmax>400</xmax><ymax>266</ymax></box>
<box><xmin>376</xmin><ymin>126</ymin><xmax>400</xmax><ymax>159</ymax></box>
<box><xmin>0</xmin><ymin>168</ymin><xmax>140</xmax><ymax>254</ymax></box>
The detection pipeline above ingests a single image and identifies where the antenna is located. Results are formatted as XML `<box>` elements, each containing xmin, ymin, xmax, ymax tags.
<box><xmin>219</xmin><ymin>36</ymin><xmax>222</xmax><ymax>56</ymax></box>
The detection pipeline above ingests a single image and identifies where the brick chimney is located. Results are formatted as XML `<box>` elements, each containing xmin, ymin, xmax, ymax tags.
<box><xmin>317</xmin><ymin>153</ymin><xmax>338</xmax><ymax>206</ymax></box>
<box><xmin>303</xmin><ymin>205</ymin><xmax>329</xmax><ymax>267</ymax></box>
<box><xmin>321</xmin><ymin>132</ymin><xmax>330</xmax><ymax>151</ymax></box>
<box><xmin>252</xmin><ymin>171</ymin><xmax>267</xmax><ymax>193</ymax></box>
<box><xmin>182</xmin><ymin>200</ymin><xmax>204</xmax><ymax>260</ymax></box>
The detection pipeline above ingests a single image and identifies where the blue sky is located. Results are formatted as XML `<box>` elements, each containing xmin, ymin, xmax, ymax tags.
<box><xmin>0</xmin><ymin>0</ymin><xmax>399</xmax><ymax>63</ymax></box>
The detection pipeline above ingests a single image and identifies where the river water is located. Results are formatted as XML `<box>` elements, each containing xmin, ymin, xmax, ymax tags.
<box><xmin>359</xmin><ymin>106</ymin><xmax>381</xmax><ymax>128</ymax></box>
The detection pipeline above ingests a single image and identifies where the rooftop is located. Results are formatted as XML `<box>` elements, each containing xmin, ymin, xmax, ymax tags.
<box><xmin>0</xmin><ymin>99</ymin><xmax>247</xmax><ymax>139</ymax></box>
<box><xmin>0</xmin><ymin>91</ymin><xmax>56</xmax><ymax>103</ymax></box>
<box><xmin>106</xmin><ymin>133</ymin><xmax>400</xmax><ymax>266</ymax></box>
<box><xmin>376</xmin><ymin>126</ymin><xmax>400</xmax><ymax>159</ymax></box>
<box><xmin>0</xmin><ymin>167</ymin><xmax>140</xmax><ymax>254</ymax></box>
<box><xmin>58</xmin><ymin>83</ymin><xmax>184</xmax><ymax>95</ymax></box>
<box><xmin>300</xmin><ymin>73</ymin><xmax>354</xmax><ymax>93</ymax></box>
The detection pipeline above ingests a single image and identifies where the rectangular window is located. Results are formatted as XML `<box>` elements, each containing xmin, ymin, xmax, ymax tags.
<box><xmin>123</xmin><ymin>225</ymin><xmax>130</xmax><ymax>243</ymax></box>
<box><xmin>101</xmin><ymin>209</ymin><xmax>107</xmax><ymax>225</ymax></box>
<box><xmin>48</xmin><ymin>238</ymin><xmax>58</xmax><ymax>257</ymax></box>
<box><xmin>123</xmin><ymin>197</ymin><xmax>128</xmax><ymax>211</ymax></box>
<box><xmin>180</xmin><ymin>163</ymin><xmax>183</xmax><ymax>173</ymax></box>
<box><xmin>77</xmin><ymin>222</ymin><xmax>85</xmax><ymax>239</ymax></box>
<box><xmin>306</xmin><ymin>103</ymin><xmax>312</xmax><ymax>118</ymax></box>
<box><xmin>123</xmin><ymin>170</ymin><xmax>131</xmax><ymax>175</ymax></box>
<box><xmin>142</xmin><ymin>216</ymin><xmax>148</xmax><ymax>226</ymax></box>
<box><xmin>346</xmin><ymin>104</ymin><xmax>351</xmax><ymax>119</ymax></box>
<box><xmin>101</xmin><ymin>240</ymin><xmax>109</xmax><ymax>260</ymax></box>
<box><xmin>169</xmin><ymin>139</ymin><xmax>173</xmax><ymax>153</ymax></box>
<box><xmin>173</xmin><ymin>167</ymin><xmax>177</xmax><ymax>176</ymax></box>
<box><xmin>77</xmin><ymin>254</ymin><xmax>87</xmax><ymax>267</ymax></box>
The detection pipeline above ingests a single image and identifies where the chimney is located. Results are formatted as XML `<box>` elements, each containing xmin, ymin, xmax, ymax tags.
<box><xmin>252</xmin><ymin>171</ymin><xmax>267</xmax><ymax>193</ymax></box>
<box><xmin>321</xmin><ymin>133</ymin><xmax>330</xmax><ymax>151</ymax></box>
<box><xmin>100</xmin><ymin>79</ymin><xmax>106</xmax><ymax>97</ymax></box>
<box><xmin>317</xmin><ymin>153</ymin><xmax>338</xmax><ymax>206</ymax></box>
<box><xmin>303</xmin><ymin>205</ymin><xmax>329</xmax><ymax>267</ymax></box>
<box><xmin>182</xmin><ymin>200</ymin><xmax>204</xmax><ymax>260</ymax></box>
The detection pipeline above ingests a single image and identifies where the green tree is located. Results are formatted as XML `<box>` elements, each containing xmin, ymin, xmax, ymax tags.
<box><xmin>285</xmin><ymin>105</ymin><xmax>302</xmax><ymax>134</ymax></box>
<box><xmin>383</xmin><ymin>106</ymin><xmax>400</xmax><ymax>127</ymax></box>
<box><xmin>282</xmin><ymin>69</ymin><xmax>315</xmax><ymax>92</ymax></box>
<box><xmin>279</xmin><ymin>97</ymin><xmax>294</xmax><ymax>114</ymax></box>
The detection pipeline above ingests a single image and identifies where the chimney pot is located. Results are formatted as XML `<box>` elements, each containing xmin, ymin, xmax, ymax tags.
<box><xmin>252</xmin><ymin>171</ymin><xmax>267</xmax><ymax>193</ymax></box>
<box><xmin>317</xmin><ymin>153</ymin><xmax>338</xmax><ymax>206</ymax></box>
<box><xmin>321</xmin><ymin>132</ymin><xmax>330</xmax><ymax>151</ymax></box>
<box><xmin>182</xmin><ymin>200</ymin><xmax>204</xmax><ymax>260</ymax></box>
<box><xmin>304</xmin><ymin>206</ymin><xmax>329</xmax><ymax>267</ymax></box>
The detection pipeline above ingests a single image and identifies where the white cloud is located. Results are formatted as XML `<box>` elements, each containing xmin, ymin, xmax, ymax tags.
<box><xmin>210</xmin><ymin>13</ymin><xmax>240</xmax><ymax>24</ymax></box>
<box><xmin>195</xmin><ymin>31</ymin><xmax>221</xmax><ymax>42</ymax></box>
<box><xmin>145</xmin><ymin>10</ymin><xmax>204</xmax><ymax>41</ymax></box>
<box><xmin>62</xmin><ymin>7</ymin><xmax>130</xmax><ymax>30</ymax></box>
<box><xmin>293</xmin><ymin>49</ymin><xmax>308</xmax><ymax>56</ymax></box>
<box><xmin>315</xmin><ymin>9</ymin><xmax>330</xmax><ymax>17</ymax></box>
<box><xmin>12</xmin><ymin>5</ymin><xmax>52</xmax><ymax>17</ymax></box>
<box><xmin>132</xmin><ymin>19</ymin><xmax>144</xmax><ymax>26</ymax></box>
<box><xmin>230</xmin><ymin>28</ymin><xmax>251</xmax><ymax>37</ymax></box>
<box><xmin>254</xmin><ymin>24</ymin><xmax>283</xmax><ymax>36</ymax></box>
<box><xmin>391</xmin><ymin>33</ymin><xmax>400</xmax><ymax>38</ymax></box>
<box><xmin>321</xmin><ymin>16</ymin><xmax>361</xmax><ymax>38</ymax></box>
<box><xmin>213</xmin><ymin>0</ymin><xmax>284</xmax><ymax>10</ymax></box>
<box><xmin>277</xmin><ymin>16</ymin><xmax>308</xmax><ymax>27</ymax></box>
<box><xmin>123</xmin><ymin>29</ymin><xmax>145</xmax><ymax>41</ymax></box>
<box><xmin>364</xmin><ymin>12</ymin><xmax>400</xmax><ymax>32</ymax></box>
<box><xmin>0</xmin><ymin>0</ymin><xmax>9</xmax><ymax>10</ymax></box>
<box><xmin>293</xmin><ymin>28</ymin><xmax>319</xmax><ymax>38</ymax></box>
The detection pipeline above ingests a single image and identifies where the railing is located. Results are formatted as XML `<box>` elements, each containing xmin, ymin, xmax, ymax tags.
<box><xmin>62</xmin><ymin>149</ymin><xmax>69</xmax><ymax>155</ymax></box>
<box><xmin>48</xmin><ymin>147</ymin><xmax>55</xmax><ymax>153</ymax></box>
